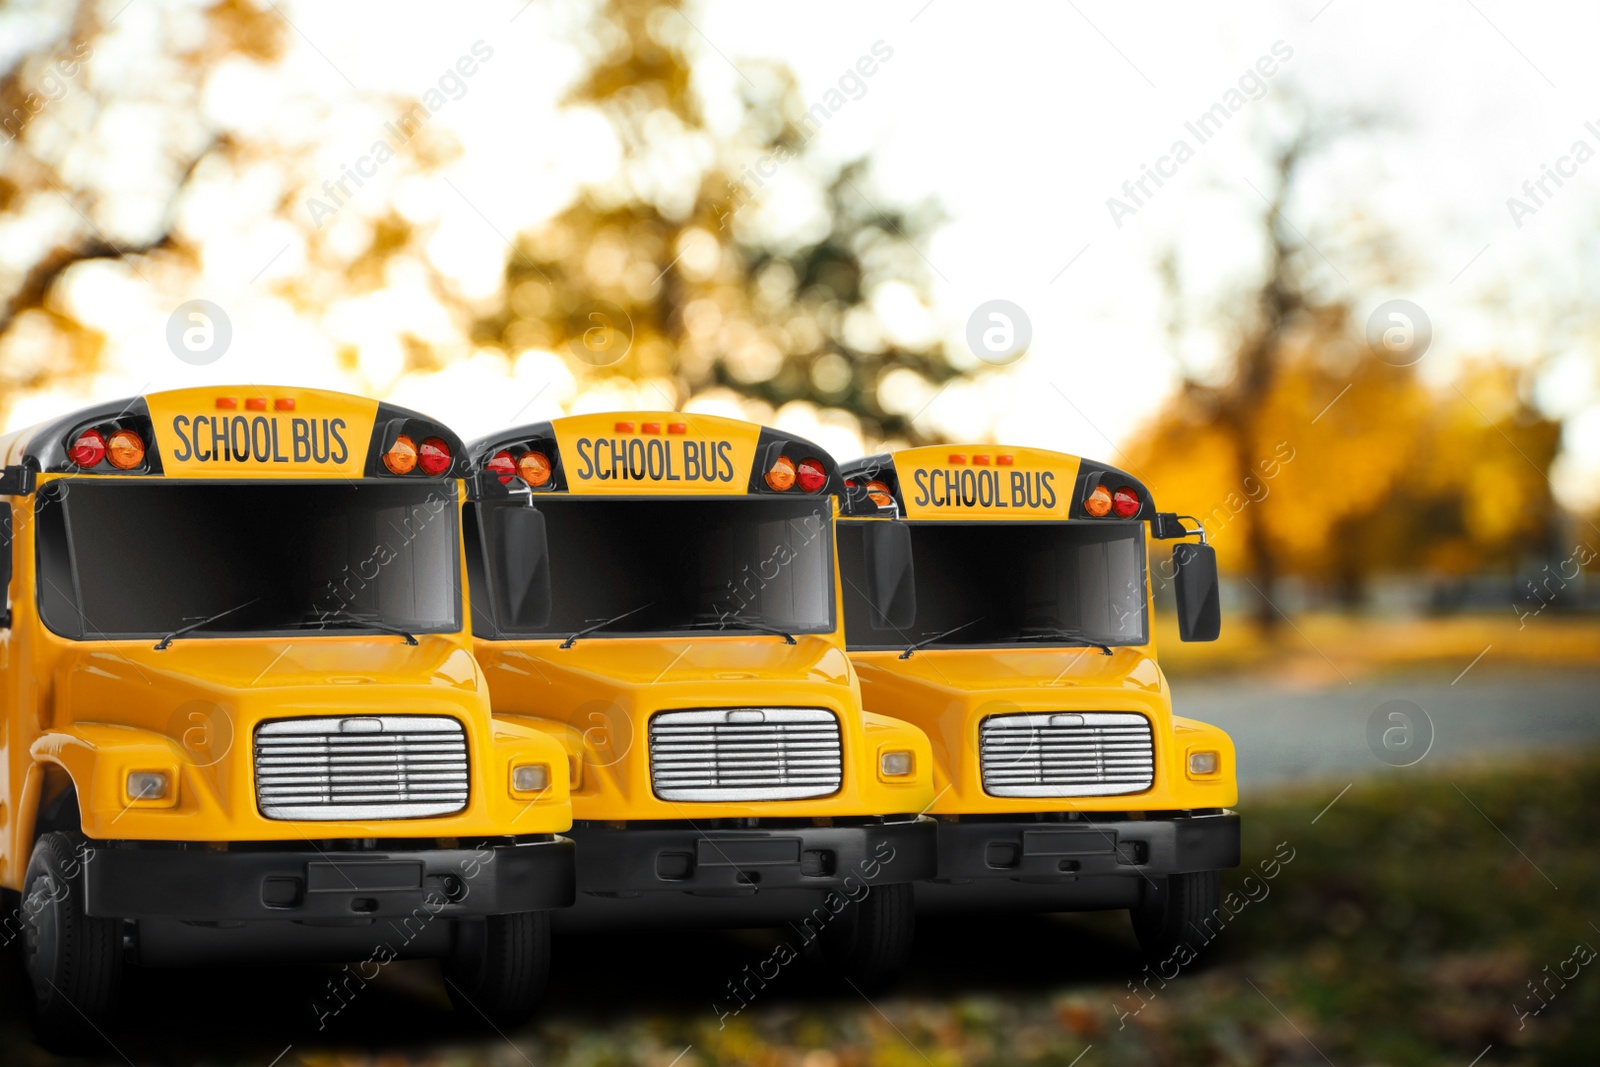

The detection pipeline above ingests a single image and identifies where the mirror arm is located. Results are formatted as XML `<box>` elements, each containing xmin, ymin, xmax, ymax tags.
<box><xmin>1172</xmin><ymin>514</ymin><xmax>1207</xmax><ymax>544</ymax></box>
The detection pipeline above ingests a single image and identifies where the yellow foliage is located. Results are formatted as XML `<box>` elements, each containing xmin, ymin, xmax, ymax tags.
<box><xmin>1128</xmin><ymin>351</ymin><xmax>1559</xmax><ymax>581</ymax></box>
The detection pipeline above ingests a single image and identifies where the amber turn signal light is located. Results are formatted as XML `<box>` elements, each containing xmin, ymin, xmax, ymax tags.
<box><xmin>106</xmin><ymin>429</ymin><xmax>146</xmax><ymax>469</ymax></box>
<box><xmin>1085</xmin><ymin>484</ymin><xmax>1113</xmax><ymax>517</ymax></box>
<box><xmin>518</xmin><ymin>450</ymin><xmax>552</xmax><ymax>487</ymax></box>
<box><xmin>383</xmin><ymin>434</ymin><xmax>418</xmax><ymax>474</ymax></box>
<box><xmin>765</xmin><ymin>455</ymin><xmax>796</xmax><ymax>491</ymax></box>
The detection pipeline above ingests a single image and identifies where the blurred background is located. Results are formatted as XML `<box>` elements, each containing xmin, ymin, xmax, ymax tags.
<box><xmin>1</xmin><ymin>0</ymin><xmax>1597</xmax><ymax>1064</ymax></box>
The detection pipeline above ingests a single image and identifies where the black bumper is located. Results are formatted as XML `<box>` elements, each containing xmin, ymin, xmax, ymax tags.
<box><xmin>569</xmin><ymin>817</ymin><xmax>936</xmax><ymax>895</ymax></box>
<box><xmin>83</xmin><ymin>837</ymin><xmax>575</xmax><ymax>921</ymax></box>
<box><xmin>933</xmin><ymin>811</ymin><xmax>1239</xmax><ymax>884</ymax></box>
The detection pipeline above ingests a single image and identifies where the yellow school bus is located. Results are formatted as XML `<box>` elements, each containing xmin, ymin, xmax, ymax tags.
<box><xmin>463</xmin><ymin>412</ymin><xmax>936</xmax><ymax>984</ymax></box>
<box><xmin>0</xmin><ymin>387</ymin><xmax>573</xmax><ymax>1051</ymax></box>
<box><xmin>834</xmin><ymin>445</ymin><xmax>1237</xmax><ymax>961</ymax></box>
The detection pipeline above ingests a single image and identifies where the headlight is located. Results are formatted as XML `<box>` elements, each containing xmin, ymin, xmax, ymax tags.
<box><xmin>127</xmin><ymin>770</ymin><xmax>170</xmax><ymax>801</ymax></box>
<box><xmin>511</xmin><ymin>763</ymin><xmax>550</xmax><ymax>793</ymax></box>
<box><xmin>1187</xmin><ymin>750</ymin><xmax>1220</xmax><ymax>777</ymax></box>
<box><xmin>879</xmin><ymin>750</ymin><xmax>915</xmax><ymax>779</ymax></box>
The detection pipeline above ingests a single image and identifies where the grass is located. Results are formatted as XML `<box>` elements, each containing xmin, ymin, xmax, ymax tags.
<box><xmin>622</xmin><ymin>753</ymin><xmax>1600</xmax><ymax>1067</ymax></box>
<box><xmin>7</xmin><ymin>751</ymin><xmax>1593</xmax><ymax>1065</ymax></box>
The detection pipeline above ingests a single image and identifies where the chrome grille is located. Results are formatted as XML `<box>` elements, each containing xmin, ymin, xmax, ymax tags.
<box><xmin>254</xmin><ymin>716</ymin><xmax>469</xmax><ymax>820</ymax></box>
<box><xmin>649</xmin><ymin>708</ymin><xmax>843</xmax><ymax>801</ymax></box>
<box><xmin>980</xmin><ymin>712</ymin><xmax>1155</xmax><ymax>797</ymax></box>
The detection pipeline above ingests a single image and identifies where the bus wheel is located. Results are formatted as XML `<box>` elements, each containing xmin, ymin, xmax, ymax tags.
<box><xmin>442</xmin><ymin>910</ymin><xmax>551</xmax><ymax>1028</ymax></box>
<box><xmin>819</xmin><ymin>882</ymin><xmax>915</xmax><ymax>989</ymax></box>
<box><xmin>21</xmin><ymin>831</ymin><xmax>123</xmax><ymax>1054</ymax></box>
<box><xmin>1131</xmin><ymin>870</ymin><xmax>1219</xmax><ymax>962</ymax></box>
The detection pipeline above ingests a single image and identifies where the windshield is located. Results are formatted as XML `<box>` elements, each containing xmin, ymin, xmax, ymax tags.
<box><xmin>472</xmin><ymin>497</ymin><xmax>834</xmax><ymax>639</ymax></box>
<box><xmin>35</xmin><ymin>481</ymin><xmax>460</xmax><ymax>640</ymax></box>
<box><xmin>838</xmin><ymin>521</ymin><xmax>1148</xmax><ymax>649</ymax></box>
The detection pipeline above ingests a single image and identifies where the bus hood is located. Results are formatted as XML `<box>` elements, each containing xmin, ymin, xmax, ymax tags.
<box><xmin>480</xmin><ymin>634</ymin><xmax>854</xmax><ymax>697</ymax></box>
<box><xmin>51</xmin><ymin>636</ymin><xmax>484</xmax><ymax>733</ymax></box>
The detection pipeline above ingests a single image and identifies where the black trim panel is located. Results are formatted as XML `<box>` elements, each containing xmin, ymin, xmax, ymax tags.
<box><xmin>362</xmin><ymin>401</ymin><xmax>470</xmax><ymax>480</ymax></box>
<box><xmin>83</xmin><ymin>838</ymin><xmax>575</xmax><ymax>920</ymax></box>
<box><xmin>569</xmin><ymin>816</ymin><xmax>936</xmax><ymax>894</ymax></box>
<box><xmin>464</xmin><ymin>420</ymin><xmax>565</xmax><ymax>499</ymax></box>
<box><xmin>931</xmin><ymin>811</ymin><xmax>1239</xmax><ymax>884</ymax></box>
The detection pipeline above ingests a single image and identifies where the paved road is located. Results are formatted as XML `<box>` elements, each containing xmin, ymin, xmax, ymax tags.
<box><xmin>1177</xmin><ymin>668</ymin><xmax>1600</xmax><ymax>796</ymax></box>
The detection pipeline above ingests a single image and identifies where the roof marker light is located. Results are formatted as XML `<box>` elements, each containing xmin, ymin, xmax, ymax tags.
<box><xmin>614</xmin><ymin>421</ymin><xmax>635</xmax><ymax>433</ymax></box>
<box><xmin>106</xmin><ymin>429</ymin><xmax>146</xmax><ymax>469</ymax></box>
<box><xmin>274</xmin><ymin>398</ymin><xmax>296</xmax><ymax>411</ymax></box>
<box><xmin>997</xmin><ymin>455</ymin><xmax>1014</xmax><ymax>466</ymax></box>
<box><xmin>948</xmin><ymin>454</ymin><xmax>967</xmax><ymax>465</ymax></box>
<box><xmin>973</xmin><ymin>455</ymin><xmax>991</xmax><ymax>466</ymax></box>
<box><xmin>667</xmin><ymin>422</ymin><xmax>687</xmax><ymax>434</ymax></box>
<box><xmin>245</xmin><ymin>398</ymin><xmax>268</xmax><ymax>411</ymax></box>
<box><xmin>215</xmin><ymin>398</ymin><xmax>237</xmax><ymax>410</ymax></box>
<box><xmin>1085</xmin><ymin>484</ymin><xmax>1113</xmax><ymax>517</ymax></box>
<box><xmin>640</xmin><ymin>422</ymin><xmax>660</xmax><ymax>434</ymax></box>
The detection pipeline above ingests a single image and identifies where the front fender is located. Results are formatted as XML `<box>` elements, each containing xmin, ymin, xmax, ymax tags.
<box><xmin>860</xmin><ymin>710</ymin><xmax>936</xmax><ymax>811</ymax></box>
<box><xmin>32</xmin><ymin>724</ymin><xmax>209</xmax><ymax>837</ymax></box>
<box><xmin>1170</xmin><ymin>715</ymin><xmax>1238</xmax><ymax>808</ymax></box>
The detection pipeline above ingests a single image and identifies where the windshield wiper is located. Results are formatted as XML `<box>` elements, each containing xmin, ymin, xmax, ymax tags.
<box><xmin>561</xmin><ymin>603</ymin><xmax>654</xmax><ymax>649</ymax></box>
<box><xmin>1014</xmin><ymin>626</ymin><xmax>1114</xmax><ymax>655</ymax></box>
<box><xmin>154</xmin><ymin>599</ymin><xmax>260</xmax><ymax>651</ymax></box>
<box><xmin>673</xmin><ymin>617</ymin><xmax>798</xmax><ymax>645</ymax></box>
<box><xmin>295</xmin><ymin>608</ymin><xmax>418</xmax><ymax>646</ymax></box>
<box><xmin>900</xmin><ymin>617</ymin><xmax>984</xmax><ymax>660</ymax></box>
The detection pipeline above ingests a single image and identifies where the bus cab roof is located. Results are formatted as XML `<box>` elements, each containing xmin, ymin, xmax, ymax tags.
<box><xmin>0</xmin><ymin>386</ymin><xmax>466</xmax><ymax>488</ymax></box>
<box><xmin>839</xmin><ymin>444</ymin><xmax>1161</xmax><ymax>525</ymax></box>
<box><xmin>464</xmin><ymin>411</ymin><xmax>846</xmax><ymax>499</ymax></box>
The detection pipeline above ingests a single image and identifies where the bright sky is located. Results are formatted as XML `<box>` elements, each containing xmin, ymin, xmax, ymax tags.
<box><xmin>8</xmin><ymin>0</ymin><xmax>1600</xmax><ymax>508</ymax></box>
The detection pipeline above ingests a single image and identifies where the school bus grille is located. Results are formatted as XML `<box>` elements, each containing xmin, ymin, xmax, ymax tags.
<box><xmin>649</xmin><ymin>708</ymin><xmax>843</xmax><ymax>801</ymax></box>
<box><xmin>254</xmin><ymin>716</ymin><xmax>469</xmax><ymax>820</ymax></box>
<box><xmin>979</xmin><ymin>712</ymin><xmax>1155</xmax><ymax>798</ymax></box>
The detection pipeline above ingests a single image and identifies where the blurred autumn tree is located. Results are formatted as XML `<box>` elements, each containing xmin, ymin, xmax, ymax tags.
<box><xmin>470</xmin><ymin>0</ymin><xmax>961</xmax><ymax>443</ymax></box>
<box><xmin>3</xmin><ymin>0</ymin><xmax>965</xmax><ymax>446</ymax></box>
<box><xmin>0</xmin><ymin>0</ymin><xmax>284</xmax><ymax>419</ymax></box>
<box><xmin>1135</xmin><ymin>116</ymin><xmax>1561</xmax><ymax>620</ymax></box>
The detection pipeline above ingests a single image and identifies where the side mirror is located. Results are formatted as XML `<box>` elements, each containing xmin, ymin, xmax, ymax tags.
<box><xmin>861</xmin><ymin>521</ymin><xmax>916</xmax><ymax>630</ymax></box>
<box><xmin>489</xmin><ymin>505</ymin><xmax>552</xmax><ymax>629</ymax></box>
<box><xmin>1173</xmin><ymin>542</ymin><xmax>1220</xmax><ymax>642</ymax></box>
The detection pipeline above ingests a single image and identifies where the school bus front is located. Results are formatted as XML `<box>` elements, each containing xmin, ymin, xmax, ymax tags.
<box><xmin>0</xmin><ymin>387</ymin><xmax>573</xmax><ymax>1049</ymax></box>
<box><xmin>836</xmin><ymin>446</ymin><xmax>1238</xmax><ymax>961</ymax></box>
<box><xmin>465</xmin><ymin>413</ymin><xmax>935</xmax><ymax>981</ymax></box>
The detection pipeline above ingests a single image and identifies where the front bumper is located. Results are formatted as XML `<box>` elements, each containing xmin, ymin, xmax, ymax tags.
<box><xmin>83</xmin><ymin>837</ymin><xmax>575</xmax><ymax>921</ymax></box>
<box><xmin>933</xmin><ymin>810</ymin><xmax>1239</xmax><ymax>883</ymax></box>
<box><xmin>570</xmin><ymin>816</ymin><xmax>936</xmax><ymax>895</ymax></box>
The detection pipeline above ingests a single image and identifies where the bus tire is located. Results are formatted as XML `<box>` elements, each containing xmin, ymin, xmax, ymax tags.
<box><xmin>1131</xmin><ymin>869</ymin><xmax>1220</xmax><ymax>961</ymax></box>
<box><xmin>442</xmin><ymin>910</ymin><xmax>551</xmax><ymax>1027</ymax></box>
<box><xmin>819</xmin><ymin>881</ymin><xmax>915</xmax><ymax>989</ymax></box>
<box><xmin>21</xmin><ymin>831</ymin><xmax>123</xmax><ymax>1054</ymax></box>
